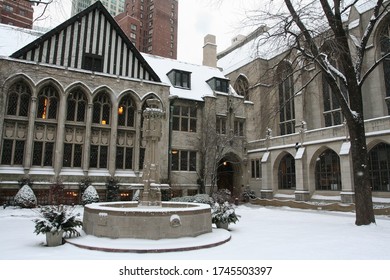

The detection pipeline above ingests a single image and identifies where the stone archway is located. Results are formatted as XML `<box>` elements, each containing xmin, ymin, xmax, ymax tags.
<box><xmin>217</xmin><ymin>153</ymin><xmax>242</xmax><ymax>198</ymax></box>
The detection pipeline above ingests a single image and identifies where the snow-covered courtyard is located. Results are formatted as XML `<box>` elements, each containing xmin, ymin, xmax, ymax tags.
<box><xmin>1</xmin><ymin>203</ymin><xmax>389</xmax><ymax>260</ymax></box>
<box><xmin>1</xmin><ymin>203</ymin><xmax>389</xmax><ymax>280</ymax></box>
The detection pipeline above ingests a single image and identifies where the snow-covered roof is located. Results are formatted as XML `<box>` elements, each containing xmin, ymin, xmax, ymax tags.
<box><xmin>143</xmin><ymin>53</ymin><xmax>229</xmax><ymax>101</ymax></box>
<box><xmin>217</xmin><ymin>28</ymin><xmax>290</xmax><ymax>75</ymax></box>
<box><xmin>0</xmin><ymin>22</ymin><xmax>229</xmax><ymax>102</ymax></box>
<box><xmin>0</xmin><ymin>23</ymin><xmax>44</xmax><ymax>56</ymax></box>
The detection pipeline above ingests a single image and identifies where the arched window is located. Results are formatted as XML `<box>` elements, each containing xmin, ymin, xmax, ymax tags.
<box><xmin>32</xmin><ymin>85</ymin><xmax>59</xmax><ymax>167</ymax></box>
<box><xmin>93</xmin><ymin>92</ymin><xmax>111</xmax><ymax>125</ymax></box>
<box><xmin>37</xmin><ymin>86</ymin><xmax>58</xmax><ymax>120</ymax></box>
<box><xmin>118</xmin><ymin>95</ymin><xmax>135</xmax><ymax>127</ymax></box>
<box><xmin>277</xmin><ymin>62</ymin><xmax>295</xmax><ymax>135</ymax></box>
<box><xmin>6</xmin><ymin>82</ymin><xmax>31</xmax><ymax>117</ymax></box>
<box><xmin>278</xmin><ymin>154</ymin><xmax>296</xmax><ymax>189</ymax></box>
<box><xmin>321</xmin><ymin>41</ymin><xmax>348</xmax><ymax>126</ymax></box>
<box><xmin>66</xmin><ymin>90</ymin><xmax>87</xmax><ymax>122</ymax></box>
<box><xmin>1</xmin><ymin>81</ymin><xmax>31</xmax><ymax>166</ymax></box>
<box><xmin>116</xmin><ymin>95</ymin><xmax>136</xmax><ymax>170</ymax></box>
<box><xmin>380</xmin><ymin>23</ymin><xmax>390</xmax><ymax>114</ymax></box>
<box><xmin>315</xmin><ymin>149</ymin><xmax>342</xmax><ymax>190</ymax></box>
<box><xmin>63</xmin><ymin>89</ymin><xmax>88</xmax><ymax>168</ymax></box>
<box><xmin>368</xmin><ymin>143</ymin><xmax>390</xmax><ymax>192</ymax></box>
<box><xmin>90</xmin><ymin>92</ymin><xmax>111</xmax><ymax>169</ymax></box>
<box><xmin>234</xmin><ymin>75</ymin><xmax>249</xmax><ymax>101</ymax></box>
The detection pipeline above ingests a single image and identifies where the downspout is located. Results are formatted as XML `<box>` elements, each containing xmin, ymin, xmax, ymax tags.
<box><xmin>168</xmin><ymin>95</ymin><xmax>178</xmax><ymax>183</ymax></box>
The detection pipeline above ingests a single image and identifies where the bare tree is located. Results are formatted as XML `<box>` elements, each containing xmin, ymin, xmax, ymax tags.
<box><xmin>240</xmin><ymin>0</ymin><xmax>390</xmax><ymax>225</ymax></box>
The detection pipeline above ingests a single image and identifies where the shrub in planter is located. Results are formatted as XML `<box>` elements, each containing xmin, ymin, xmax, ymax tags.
<box><xmin>14</xmin><ymin>185</ymin><xmax>37</xmax><ymax>208</ymax></box>
<box><xmin>81</xmin><ymin>185</ymin><xmax>99</xmax><ymax>205</ymax></box>
<box><xmin>212</xmin><ymin>189</ymin><xmax>232</xmax><ymax>204</ymax></box>
<box><xmin>33</xmin><ymin>205</ymin><xmax>83</xmax><ymax>239</ymax></box>
<box><xmin>241</xmin><ymin>187</ymin><xmax>257</xmax><ymax>202</ymax></box>
<box><xmin>211</xmin><ymin>201</ymin><xmax>240</xmax><ymax>229</ymax></box>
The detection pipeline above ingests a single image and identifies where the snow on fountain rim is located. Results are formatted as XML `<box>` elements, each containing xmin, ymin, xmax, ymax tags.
<box><xmin>85</xmin><ymin>201</ymin><xmax>211</xmax><ymax>213</ymax></box>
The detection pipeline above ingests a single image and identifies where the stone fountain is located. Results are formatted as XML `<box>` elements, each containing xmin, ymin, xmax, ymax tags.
<box><xmin>82</xmin><ymin>99</ymin><xmax>212</xmax><ymax>240</ymax></box>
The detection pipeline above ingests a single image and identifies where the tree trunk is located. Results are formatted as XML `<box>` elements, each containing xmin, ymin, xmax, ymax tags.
<box><xmin>348</xmin><ymin>118</ymin><xmax>376</xmax><ymax>225</ymax></box>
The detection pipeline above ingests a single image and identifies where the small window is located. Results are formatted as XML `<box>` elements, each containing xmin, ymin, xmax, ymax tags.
<box><xmin>82</xmin><ymin>53</ymin><xmax>103</xmax><ymax>72</ymax></box>
<box><xmin>251</xmin><ymin>159</ymin><xmax>261</xmax><ymax>179</ymax></box>
<box><xmin>207</xmin><ymin>77</ymin><xmax>229</xmax><ymax>93</ymax></box>
<box><xmin>167</xmin><ymin>70</ymin><xmax>191</xmax><ymax>89</ymax></box>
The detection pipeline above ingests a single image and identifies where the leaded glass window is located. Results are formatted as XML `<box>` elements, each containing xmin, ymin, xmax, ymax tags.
<box><xmin>278</xmin><ymin>154</ymin><xmax>295</xmax><ymax>189</ymax></box>
<box><xmin>315</xmin><ymin>149</ymin><xmax>342</xmax><ymax>190</ymax></box>
<box><xmin>277</xmin><ymin>62</ymin><xmax>295</xmax><ymax>135</ymax></box>
<box><xmin>37</xmin><ymin>86</ymin><xmax>59</xmax><ymax>120</ymax></box>
<box><xmin>6</xmin><ymin>82</ymin><xmax>31</xmax><ymax>117</ymax></box>
<box><xmin>118</xmin><ymin>95</ymin><xmax>135</xmax><ymax>127</ymax></box>
<box><xmin>67</xmin><ymin>90</ymin><xmax>87</xmax><ymax>122</ymax></box>
<box><xmin>93</xmin><ymin>93</ymin><xmax>111</xmax><ymax>125</ymax></box>
<box><xmin>368</xmin><ymin>143</ymin><xmax>390</xmax><ymax>192</ymax></box>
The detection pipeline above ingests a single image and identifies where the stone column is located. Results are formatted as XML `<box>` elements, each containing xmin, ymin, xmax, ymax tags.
<box><xmin>294</xmin><ymin>147</ymin><xmax>310</xmax><ymax>201</ymax></box>
<box><xmin>339</xmin><ymin>141</ymin><xmax>355</xmax><ymax>203</ymax></box>
<box><xmin>260</xmin><ymin>151</ymin><xmax>273</xmax><ymax>199</ymax></box>
<box><xmin>54</xmin><ymin>96</ymin><xmax>66</xmax><ymax>176</ymax></box>
<box><xmin>109</xmin><ymin>104</ymin><xmax>118</xmax><ymax>176</ymax></box>
<box><xmin>24</xmin><ymin>96</ymin><xmax>37</xmax><ymax>173</ymax></box>
<box><xmin>83</xmin><ymin>103</ymin><xmax>93</xmax><ymax>175</ymax></box>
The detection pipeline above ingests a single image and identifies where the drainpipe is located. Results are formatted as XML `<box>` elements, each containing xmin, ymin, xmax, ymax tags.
<box><xmin>168</xmin><ymin>95</ymin><xmax>178</xmax><ymax>183</ymax></box>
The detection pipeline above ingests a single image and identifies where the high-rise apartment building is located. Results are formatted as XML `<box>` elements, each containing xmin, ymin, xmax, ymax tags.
<box><xmin>0</xmin><ymin>0</ymin><xmax>34</xmax><ymax>29</ymax></box>
<box><xmin>115</xmin><ymin>0</ymin><xmax>178</xmax><ymax>59</ymax></box>
<box><xmin>71</xmin><ymin>0</ymin><xmax>125</xmax><ymax>16</ymax></box>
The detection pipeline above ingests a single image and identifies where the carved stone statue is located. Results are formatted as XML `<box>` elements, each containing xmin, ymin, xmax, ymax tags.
<box><xmin>139</xmin><ymin>99</ymin><xmax>164</xmax><ymax>206</ymax></box>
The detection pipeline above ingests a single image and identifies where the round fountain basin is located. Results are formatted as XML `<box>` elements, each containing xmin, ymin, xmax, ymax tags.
<box><xmin>83</xmin><ymin>201</ymin><xmax>212</xmax><ymax>240</ymax></box>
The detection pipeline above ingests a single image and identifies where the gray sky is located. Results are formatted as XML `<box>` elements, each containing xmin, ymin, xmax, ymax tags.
<box><xmin>32</xmin><ymin>0</ymin><xmax>259</xmax><ymax>64</ymax></box>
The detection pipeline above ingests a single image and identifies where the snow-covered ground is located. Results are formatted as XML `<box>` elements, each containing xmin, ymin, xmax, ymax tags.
<box><xmin>0</xmin><ymin>204</ymin><xmax>389</xmax><ymax>279</ymax></box>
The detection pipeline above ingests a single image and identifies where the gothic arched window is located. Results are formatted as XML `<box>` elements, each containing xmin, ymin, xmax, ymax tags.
<box><xmin>234</xmin><ymin>75</ymin><xmax>249</xmax><ymax>101</ymax></box>
<box><xmin>380</xmin><ymin>23</ymin><xmax>390</xmax><ymax>114</ymax></box>
<box><xmin>277</xmin><ymin>62</ymin><xmax>295</xmax><ymax>135</ymax></box>
<box><xmin>368</xmin><ymin>143</ymin><xmax>390</xmax><ymax>192</ymax></box>
<box><xmin>315</xmin><ymin>149</ymin><xmax>342</xmax><ymax>190</ymax></box>
<box><xmin>278</xmin><ymin>154</ymin><xmax>296</xmax><ymax>189</ymax></box>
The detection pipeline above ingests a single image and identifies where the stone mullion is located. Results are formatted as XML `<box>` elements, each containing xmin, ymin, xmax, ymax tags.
<box><xmin>24</xmin><ymin>96</ymin><xmax>37</xmax><ymax>173</ymax></box>
<box><xmin>53</xmin><ymin>97</ymin><xmax>66</xmax><ymax>177</ymax></box>
<box><xmin>83</xmin><ymin>103</ymin><xmax>93</xmax><ymax>175</ymax></box>
<box><xmin>109</xmin><ymin>104</ymin><xmax>118</xmax><ymax>176</ymax></box>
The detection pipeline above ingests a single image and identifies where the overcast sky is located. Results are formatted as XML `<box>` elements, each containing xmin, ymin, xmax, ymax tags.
<box><xmin>32</xmin><ymin>0</ymin><xmax>259</xmax><ymax>65</ymax></box>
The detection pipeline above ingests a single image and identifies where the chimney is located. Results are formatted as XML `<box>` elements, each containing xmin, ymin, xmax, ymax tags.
<box><xmin>202</xmin><ymin>34</ymin><xmax>217</xmax><ymax>67</ymax></box>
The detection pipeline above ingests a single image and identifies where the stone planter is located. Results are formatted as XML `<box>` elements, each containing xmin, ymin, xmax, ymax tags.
<box><xmin>215</xmin><ymin>221</ymin><xmax>229</xmax><ymax>230</ymax></box>
<box><xmin>46</xmin><ymin>230</ymin><xmax>64</xmax><ymax>247</ymax></box>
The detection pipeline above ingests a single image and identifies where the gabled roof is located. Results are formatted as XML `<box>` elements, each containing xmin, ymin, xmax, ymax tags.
<box><xmin>10</xmin><ymin>1</ymin><xmax>160</xmax><ymax>82</ymax></box>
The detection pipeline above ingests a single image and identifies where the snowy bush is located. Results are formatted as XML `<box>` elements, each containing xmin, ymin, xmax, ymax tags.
<box><xmin>211</xmin><ymin>201</ymin><xmax>240</xmax><ymax>225</ymax></box>
<box><xmin>33</xmin><ymin>205</ymin><xmax>82</xmax><ymax>237</ymax></box>
<box><xmin>81</xmin><ymin>185</ymin><xmax>99</xmax><ymax>205</ymax></box>
<box><xmin>14</xmin><ymin>185</ymin><xmax>37</xmax><ymax>208</ymax></box>
<box><xmin>170</xmin><ymin>194</ymin><xmax>213</xmax><ymax>205</ymax></box>
<box><xmin>212</xmin><ymin>189</ymin><xmax>232</xmax><ymax>204</ymax></box>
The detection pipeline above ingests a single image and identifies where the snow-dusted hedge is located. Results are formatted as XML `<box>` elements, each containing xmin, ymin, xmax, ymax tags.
<box><xmin>14</xmin><ymin>185</ymin><xmax>37</xmax><ymax>208</ymax></box>
<box><xmin>81</xmin><ymin>185</ymin><xmax>99</xmax><ymax>205</ymax></box>
<box><xmin>170</xmin><ymin>194</ymin><xmax>213</xmax><ymax>205</ymax></box>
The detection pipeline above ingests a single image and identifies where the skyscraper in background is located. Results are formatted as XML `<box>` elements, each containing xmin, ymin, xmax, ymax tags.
<box><xmin>115</xmin><ymin>0</ymin><xmax>178</xmax><ymax>59</ymax></box>
<box><xmin>0</xmin><ymin>0</ymin><xmax>34</xmax><ymax>29</ymax></box>
<box><xmin>71</xmin><ymin>0</ymin><xmax>125</xmax><ymax>16</ymax></box>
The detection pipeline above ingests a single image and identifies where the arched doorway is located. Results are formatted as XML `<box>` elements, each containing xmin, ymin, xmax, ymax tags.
<box><xmin>217</xmin><ymin>154</ymin><xmax>242</xmax><ymax>197</ymax></box>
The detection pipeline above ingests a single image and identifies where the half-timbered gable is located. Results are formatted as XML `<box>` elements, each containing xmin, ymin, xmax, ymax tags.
<box><xmin>10</xmin><ymin>1</ymin><xmax>160</xmax><ymax>82</ymax></box>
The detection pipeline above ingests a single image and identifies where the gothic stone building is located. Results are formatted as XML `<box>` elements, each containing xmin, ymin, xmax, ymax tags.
<box><xmin>0</xmin><ymin>2</ymin><xmax>248</xmax><ymax>204</ymax></box>
<box><xmin>217</xmin><ymin>1</ymin><xmax>390</xmax><ymax>204</ymax></box>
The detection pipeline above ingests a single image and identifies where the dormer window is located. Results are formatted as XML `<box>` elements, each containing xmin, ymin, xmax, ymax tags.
<box><xmin>167</xmin><ymin>69</ymin><xmax>191</xmax><ymax>89</ymax></box>
<box><xmin>207</xmin><ymin>77</ymin><xmax>229</xmax><ymax>93</ymax></box>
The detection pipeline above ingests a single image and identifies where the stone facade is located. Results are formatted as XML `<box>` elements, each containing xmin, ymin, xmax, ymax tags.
<box><xmin>218</xmin><ymin>2</ymin><xmax>390</xmax><ymax>203</ymax></box>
